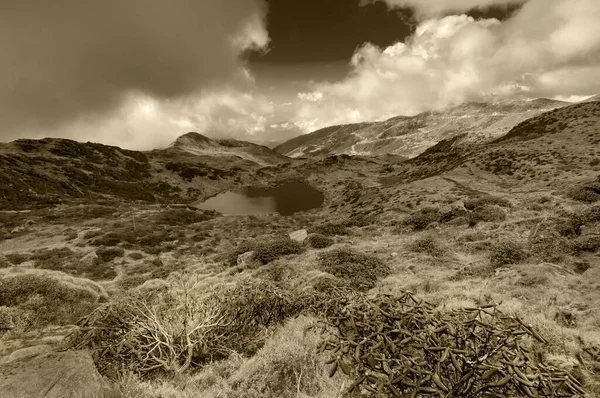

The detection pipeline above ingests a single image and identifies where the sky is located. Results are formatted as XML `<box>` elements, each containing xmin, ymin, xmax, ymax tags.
<box><xmin>1</xmin><ymin>0</ymin><xmax>599</xmax><ymax>149</ymax></box>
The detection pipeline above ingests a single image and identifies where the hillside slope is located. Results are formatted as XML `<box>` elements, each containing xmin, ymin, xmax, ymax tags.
<box><xmin>165</xmin><ymin>132</ymin><xmax>289</xmax><ymax>167</ymax></box>
<box><xmin>275</xmin><ymin>98</ymin><xmax>568</xmax><ymax>158</ymax></box>
<box><xmin>0</xmin><ymin>133</ymin><xmax>290</xmax><ymax>209</ymax></box>
<box><xmin>378</xmin><ymin>101</ymin><xmax>600</xmax><ymax>193</ymax></box>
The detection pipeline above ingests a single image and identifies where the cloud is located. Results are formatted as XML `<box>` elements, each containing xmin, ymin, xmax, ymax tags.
<box><xmin>0</xmin><ymin>0</ymin><xmax>268</xmax><ymax>141</ymax></box>
<box><xmin>362</xmin><ymin>0</ymin><xmax>527</xmax><ymax>17</ymax></box>
<box><xmin>294</xmin><ymin>0</ymin><xmax>600</xmax><ymax>131</ymax></box>
<box><xmin>54</xmin><ymin>88</ymin><xmax>276</xmax><ymax>150</ymax></box>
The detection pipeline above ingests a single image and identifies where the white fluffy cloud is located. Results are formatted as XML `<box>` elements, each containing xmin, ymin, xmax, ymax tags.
<box><xmin>58</xmin><ymin>88</ymin><xmax>276</xmax><ymax>150</ymax></box>
<box><xmin>294</xmin><ymin>0</ymin><xmax>600</xmax><ymax>131</ymax></box>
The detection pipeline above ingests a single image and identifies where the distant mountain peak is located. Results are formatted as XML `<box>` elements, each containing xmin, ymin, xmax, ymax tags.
<box><xmin>170</xmin><ymin>132</ymin><xmax>216</xmax><ymax>149</ymax></box>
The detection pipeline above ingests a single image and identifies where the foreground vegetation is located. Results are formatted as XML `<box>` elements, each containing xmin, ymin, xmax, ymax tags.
<box><xmin>3</xmin><ymin>153</ymin><xmax>600</xmax><ymax>397</ymax></box>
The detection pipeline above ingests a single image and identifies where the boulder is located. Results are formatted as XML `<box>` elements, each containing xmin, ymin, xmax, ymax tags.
<box><xmin>0</xmin><ymin>345</ymin><xmax>52</xmax><ymax>366</ymax></box>
<box><xmin>446</xmin><ymin>217</ymin><xmax>469</xmax><ymax>227</ymax></box>
<box><xmin>289</xmin><ymin>229</ymin><xmax>308</xmax><ymax>243</ymax></box>
<box><xmin>80</xmin><ymin>251</ymin><xmax>99</xmax><ymax>267</ymax></box>
<box><xmin>580</xmin><ymin>222</ymin><xmax>600</xmax><ymax>236</ymax></box>
<box><xmin>237</xmin><ymin>251</ymin><xmax>256</xmax><ymax>267</ymax></box>
<box><xmin>0</xmin><ymin>350</ymin><xmax>114</xmax><ymax>398</ymax></box>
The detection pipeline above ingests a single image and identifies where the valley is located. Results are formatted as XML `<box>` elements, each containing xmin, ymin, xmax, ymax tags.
<box><xmin>2</xmin><ymin>100</ymin><xmax>600</xmax><ymax>397</ymax></box>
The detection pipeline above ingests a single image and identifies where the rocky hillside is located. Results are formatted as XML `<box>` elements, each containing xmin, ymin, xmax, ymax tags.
<box><xmin>165</xmin><ymin>132</ymin><xmax>289</xmax><ymax>167</ymax></box>
<box><xmin>0</xmin><ymin>134</ymin><xmax>290</xmax><ymax>209</ymax></box>
<box><xmin>378</xmin><ymin>101</ymin><xmax>600</xmax><ymax>194</ymax></box>
<box><xmin>275</xmin><ymin>98</ymin><xmax>568</xmax><ymax>158</ymax></box>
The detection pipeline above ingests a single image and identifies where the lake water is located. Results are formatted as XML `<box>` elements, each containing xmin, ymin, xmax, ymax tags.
<box><xmin>196</xmin><ymin>181</ymin><xmax>324</xmax><ymax>216</ymax></box>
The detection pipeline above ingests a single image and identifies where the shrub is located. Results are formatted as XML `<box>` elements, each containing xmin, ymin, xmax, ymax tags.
<box><xmin>253</xmin><ymin>238</ymin><xmax>303</xmax><ymax>265</ymax></box>
<box><xmin>570</xmin><ymin>236</ymin><xmax>600</xmax><ymax>253</ymax></box>
<box><xmin>67</xmin><ymin>279</ymin><xmax>308</xmax><ymax>378</ymax></box>
<box><xmin>30</xmin><ymin>247</ymin><xmax>78</xmax><ymax>271</ymax></box>
<box><xmin>567</xmin><ymin>182</ymin><xmax>600</xmax><ymax>203</ymax></box>
<box><xmin>529</xmin><ymin>236</ymin><xmax>570</xmax><ymax>262</ymax></box>
<box><xmin>310</xmin><ymin>222</ymin><xmax>348</xmax><ymax>236</ymax></box>
<box><xmin>128</xmin><ymin>252</ymin><xmax>144</xmax><ymax>260</ymax></box>
<box><xmin>0</xmin><ymin>273</ymin><xmax>101</xmax><ymax>330</ymax></box>
<box><xmin>96</xmin><ymin>247</ymin><xmax>125</xmax><ymax>262</ymax></box>
<box><xmin>227</xmin><ymin>237</ymin><xmax>303</xmax><ymax>266</ymax></box>
<box><xmin>307</xmin><ymin>233</ymin><xmax>333</xmax><ymax>249</ymax></box>
<box><xmin>489</xmin><ymin>240</ymin><xmax>527</xmax><ymax>267</ymax></box>
<box><xmin>403</xmin><ymin>207</ymin><xmax>443</xmax><ymax>231</ymax></box>
<box><xmin>408</xmin><ymin>234</ymin><xmax>447</xmax><ymax>257</ymax></box>
<box><xmin>464</xmin><ymin>196</ymin><xmax>511</xmax><ymax>210</ymax></box>
<box><xmin>318</xmin><ymin>248</ymin><xmax>389</xmax><ymax>291</ymax></box>
<box><xmin>469</xmin><ymin>205</ymin><xmax>506</xmax><ymax>225</ymax></box>
<box><xmin>318</xmin><ymin>292</ymin><xmax>585</xmax><ymax>397</ymax></box>
<box><xmin>439</xmin><ymin>207</ymin><xmax>469</xmax><ymax>223</ymax></box>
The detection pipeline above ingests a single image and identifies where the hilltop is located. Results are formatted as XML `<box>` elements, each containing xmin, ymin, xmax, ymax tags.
<box><xmin>0</xmin><ymin>133</ymin><xmax>289</xmax><ymax>209</ymax></box>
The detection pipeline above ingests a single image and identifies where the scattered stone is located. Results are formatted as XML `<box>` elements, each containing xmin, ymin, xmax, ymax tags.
<box><xmin>0</xmin><ymin>350</ymin><xmax>114</xmax><ymax>398</ymax></box>
<box><xmin>16</xmin><ymin>260</ymin><xmax>35</xmax><ymax>268</ymax></box>
<box><xmin>80</xmin><ymin>251</ymin><xmax>99</xmax><ymax>267</ymax></box>
<box><xmin>237</xmin><ymin>251</ymin><xmax>256</xmax><ymax>267</ymax></box>
<box><xmin>446</xmin><ymin>217</ymin><xmax>469</xmax><ymax>226</ymax></box>
<box><xmin>10</xmin><ymin>226</ymin><xmax>26</xmax><ymax>234</ymax></box>
<box><xmin>580</xmin><ymin>222</ymin><xmax>600</xmax><ymax>236</ymax></box>
<box><xmin>289</xmin><ymin>229</ymin><xmax>308</xmax><ymax>243</ymax></box>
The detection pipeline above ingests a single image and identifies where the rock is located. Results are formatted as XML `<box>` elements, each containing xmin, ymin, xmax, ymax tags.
<box><xmin>237</xmin><ymin>251</ymin><xmax>256</xmax><ymax>267</ymax></box>
<box><xmin>10</xmin><ymin>226</ymin><xmax>26</xmax><ymax>234</ymax></box>
<box><xmin>80</xmin><ymin>251</ymin><xmax>99</xmax><ymax>267</ymax></box>
<box><xmin>289</xmin><ymin>229</ymin><xmax>308</xmax><ymax>243</ymax></box>
<box><xmin>0</xmin><ymin>345</ymin><xmax>52</xmax><ymax>365</ymax></box>
<box><xmin>580</xmin><ymin>222</ymin><xmax>600</xmax><ymax>236</ymax></box>
<box><xmin>0</xmin><ymin>350</ymin><xmax>114</xmax><ymax>398</ymax></box>
<box><xmin>446</xmin><ymin>217</ymin><xmax>469</xmax><ymax>226</ymax></box>
<box><xmin>16</xmin><ymin>260</ymin><xmax>36</xmax><ymax>268</ymax></box>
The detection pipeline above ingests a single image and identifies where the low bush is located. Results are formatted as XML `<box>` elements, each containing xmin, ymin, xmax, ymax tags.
<box><xmin>469</xmin><ymin>205</ymin><xmax>506</xmax><ymax>225</ymax></box>
<box><xmin>96</xmin><ymin>247</ymin><xmax>125</xmax><ymax>262</ymax></box>
<box><xmin>570</xmin><ymin>236</ymin><xmax>600</xmax><ymax>253</ymax></box>
<box><xmin>0</xmin><ymin>273</ymin><xmax>101</xmax><ymax>330</ymax></box>
<box><xmin>307</xmin><ymin>233</ymin><xmax>333</xmax><ymax>249</ymax></box>
<box><xmin>67</xmin><ymin>279</ymin><xmax>308</xmax><ymax>378</ymax></box>
<box><xmin>529</xmin><ymin>236</ymin><xmax>571</xmax><ymax>263</ymax></box>
<box><xmin>408</xmin><ymin>234</ymin><xmax>447</xmax><ymax>257</ymax></box>
<box><xmin>227</xmin><ymin>237</ymin><xmax>303</xmax><ymax>266</ymax></box>
<box><xmin>439</xmin><ymin>207</ymin><xmax>469</xmax><ymax>223</ymax></box>
<box><xmin>567</xmin><ymin>182</ymin><xmax>600</xmax><ymax>203</ymax></box>
<box><xmin>488</xmin><ymin>240</ymin><xmax>527</xmax><ymax>267</ymax></box>
<box><xmin>464</xmin><ymin>196</ymin><xmax>511</xmax><ymax>210</ymax></box>
<box><xmin>318</xmin><ymin>292</ymin><xmax>585</xmax><ymax>397</ymax></box>
<box><xmin>318</xmin><ymin>248</ymin><xmax>389</xmax><ymax>291</ymax></box>
<box><xmin>310</xmin><ymin>222</ymin><xmax>348</xmax><ymax>236</ymax></box>
<box><xmin>402</xmin><ymin>207</ymin><xmax>443</xmax><ymax>231</ymax></box>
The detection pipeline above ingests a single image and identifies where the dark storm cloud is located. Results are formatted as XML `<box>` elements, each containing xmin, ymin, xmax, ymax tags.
<box><xmin>0</xmin><ymin>0</ymin><xmax>268</xmax><ymax>138</ymax></box>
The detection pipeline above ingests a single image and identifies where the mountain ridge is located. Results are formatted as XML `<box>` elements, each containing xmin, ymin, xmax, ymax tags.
<box><xmin>275</xmin><ymin>98</ymin><xmax>569</xmax><ymax>158</ymax></box>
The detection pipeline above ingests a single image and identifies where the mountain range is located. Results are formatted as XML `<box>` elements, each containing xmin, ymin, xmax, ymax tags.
<box><xmin>1</xmin><ymin>95</ymin><xmax>599</xmax><ymax>211</ymax></box>
<box><xmin>274</xmin><ymin>98</ymin><xmax>576</xmax><ymax>158</ymax></box>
